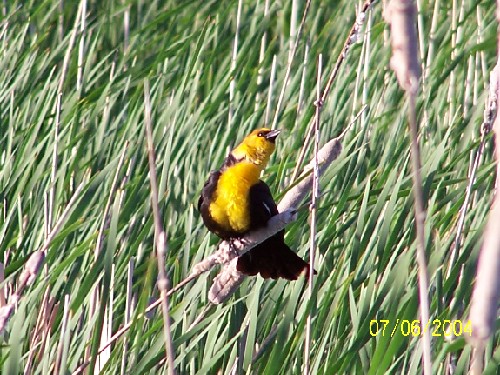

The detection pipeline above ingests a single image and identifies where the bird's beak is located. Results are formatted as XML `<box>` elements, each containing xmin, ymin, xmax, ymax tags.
<box><xmin>265</xmin><ymin>129</ymin><xmax>281</xmax><ymax>143</ymax></box>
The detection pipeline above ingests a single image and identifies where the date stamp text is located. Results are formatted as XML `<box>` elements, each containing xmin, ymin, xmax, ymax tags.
<box><xmin>369</xmin><ymin>319</ymin><xmax>472</xmax><ymax>338</ymax></box>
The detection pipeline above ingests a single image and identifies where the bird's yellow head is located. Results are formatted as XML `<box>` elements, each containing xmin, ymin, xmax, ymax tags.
<box><xmin>231</xmin><ymin>128</ymin><xmax>280</xmax><ymax>166</ymax></box>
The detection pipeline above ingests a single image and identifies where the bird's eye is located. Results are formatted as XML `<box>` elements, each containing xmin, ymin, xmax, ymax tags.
<box><xmin>257</xmin><ymin>132</ymin><xmax>264</xmax><ymax>137</ymax></box>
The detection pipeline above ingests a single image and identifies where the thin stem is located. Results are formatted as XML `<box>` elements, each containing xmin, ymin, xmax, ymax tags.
<box><xmin>304</xmin><ymin>53</ymin><xmax>322</xmax><ymax>375</ymax></box>
<box><xmin>143</xmin><ymin>79</ymin><xmax>176</xmax><ymax>374</ymax></box>
<box><xmin>384</xmin><ymin>1</ymin><xmax>431</xmax><ymax>369</ymax></box>
<box><xmin>297</xmin><ymin>39</ymin><xmax>310</xmax><ymax>116</ymax></box>
<box><xmin>408</xmin><ymin>91</ymin><xmax>432</xmax><ymax>375</ymax></box>
<box><xmin>228</xmin><ymin>0</ymin><xmax>243</xmax><ymax>128</ymax></box>
<box><xmin>57</xmin><ymin>0</ymin><xmax>82</xmax><ymax>94</ymax></box>
<box><xmin>255</xmin><ymin>0</ymin><xmax>270</xmax><ymax>109</ymax></box>
<box><xmin>55</xmin><ymin>294</ymin><xmax>70</xmax><ymax>375</ymax></box>
<box><xmin>265</xmin><ymin>55</ymin><xmax>277</xmax><ymax>125</ymax></box>
<box><xmin>42</xmin><ymin>173</ymin><xmax>89</xmax><ymax>253</ymax></box>
<box><xmin>77</xmin><ymin>0</ymin><xmax>86</xmax><ymax>93</ymax></box>
<box><xmin>121</xmin><ymin>259</ymin><xmax>134</xmax><ymax>375</ymax></box>
<box><xmin>49</xmin><ymin>93</ymin><xmax>62</xmax><ymax>237</ymax></box>
<box><xmin>271</xmin><ymin>0</ymin><xmax>312</xmax><ymax>129</ymax></box>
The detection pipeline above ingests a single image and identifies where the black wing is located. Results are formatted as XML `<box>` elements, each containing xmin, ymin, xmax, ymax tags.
<box><xmin>239</xmin><ymin>182</ymin><xmax>311</xmax><ymax>279</ymax></box>
<box><xmin>198</xmin><ymin>170</ymin><xmax>220</xmax><ymax>212</ymax></box>
<box><xmin>197</xmin><ymin>153</ymin><xmax>242</xmax><ymax>213</ymax></box>
<box><xmin>198</xmin><ymin>169</ymin><xmax>236</xmax><ymax>237</ymax></box>
<box><xmin>248</xmin><ymin>180</ymin><xmax>278</xmax><ymax>231</ymax></box>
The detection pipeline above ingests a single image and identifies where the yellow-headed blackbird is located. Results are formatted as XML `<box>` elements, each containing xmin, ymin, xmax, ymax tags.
<box><xmin>198</xmin><ymin>128</ymin><xmax>310</xmax><ymax>280</ymax></box>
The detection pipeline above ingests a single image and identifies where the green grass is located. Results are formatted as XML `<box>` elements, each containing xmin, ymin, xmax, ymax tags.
<box><xmin>0</xmin><ymin>0</ymin><xmax>499</xmax><ymax>374</ymax></box>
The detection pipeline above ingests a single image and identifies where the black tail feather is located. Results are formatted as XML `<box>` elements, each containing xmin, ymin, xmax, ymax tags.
<box><xmin>236</xmin><ymin>235</ymin><xmax>313</xmax><ymax>280</ymax></box>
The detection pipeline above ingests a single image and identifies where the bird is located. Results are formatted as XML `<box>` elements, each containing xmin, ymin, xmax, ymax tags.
<box><xmin>198</xmin><ymin>128</ymin><xmax>311</xmax><ymax>280</ymax></box>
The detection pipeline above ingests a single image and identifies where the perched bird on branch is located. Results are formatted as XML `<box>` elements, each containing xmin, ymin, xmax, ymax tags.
<box><xmin>198</xmin><ymin>128</ymin><xmax>311</xmax><ymax>280</ymax></box>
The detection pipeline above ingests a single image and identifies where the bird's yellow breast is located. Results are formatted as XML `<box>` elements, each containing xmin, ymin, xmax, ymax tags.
<box><xmin>209</xmin><ymin>162</ymin><xmax>261</xmax><ymax>234</ymax></box>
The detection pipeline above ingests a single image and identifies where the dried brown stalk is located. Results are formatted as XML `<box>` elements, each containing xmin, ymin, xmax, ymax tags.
<box><xmin>468</xmin><ymin>6</ymin><xmax>500</xmax><ymax>372</ymax></box>
<box><xmin>143</xmin><ymin>79</ymin><xmax>176</xmax><ymax>374</ymax></box>
<box><xmin>384</xmin><ymin>1</ymin><xmax>431</xmax><ymax>374</ymax></box>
